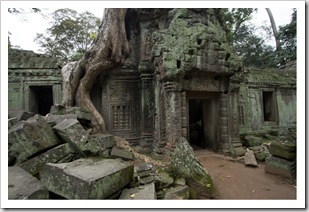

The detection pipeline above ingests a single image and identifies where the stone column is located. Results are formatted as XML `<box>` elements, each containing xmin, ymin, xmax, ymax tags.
<box><xmin>229</xmin><ymin>88</ymin><xmax>245</xmax><ymax>156</ymax></box>
<box><xmin>163</xmin><ymin>82</ymin><xmax>182</xmax><ymax>150</ymax></box>
<box><xmin>52</xmin><ymin>83</ymin><xmax>62</xmax><ymax>105</ymax></box>
<box><xmin>138</xmin><ymin>62</ymin><xmax>154</xmax><ymax>152</ymax></box>
<box><xmin>218</xmin><ymin>93</ymin><xmax>230</xmax><ymax>153</ymax></box>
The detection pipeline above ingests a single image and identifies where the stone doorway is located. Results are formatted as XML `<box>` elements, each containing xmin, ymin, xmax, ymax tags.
<box><xmin>187</xmin><ymin>93</ymin><xmax>219</xmax><ymax>151</ymax></box>
<box><xmin>29</xmin><ymin>86</ymin><xmax>53</xmax><ymax>116</ymax></box>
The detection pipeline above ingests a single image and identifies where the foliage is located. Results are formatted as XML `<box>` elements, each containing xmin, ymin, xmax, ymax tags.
<box><xmin>222</xmin><ymin>8</ymin><xmax>296</xmax><ymax>68</ymax></box>
<box><xmin>34</xmin><ymin>8</ymin><xmax>100</xmax><ymax>62</ymax></box>
<box><xmin>277</xmin><ymin>9</ymin><xmax>296</xmax><ymax>64</ymax></box>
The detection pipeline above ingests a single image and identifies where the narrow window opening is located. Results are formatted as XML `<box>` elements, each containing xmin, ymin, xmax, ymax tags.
<box><xmin>263</xmin><ymin>91</ymin><xmax>277</xmax><ymax>122</ymax></box>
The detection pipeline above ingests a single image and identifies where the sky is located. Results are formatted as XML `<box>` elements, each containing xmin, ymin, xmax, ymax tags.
<box><xmin>6</xmin><ymin>6</ymin><xmax>295</xmax><ymax>53</ymax></box>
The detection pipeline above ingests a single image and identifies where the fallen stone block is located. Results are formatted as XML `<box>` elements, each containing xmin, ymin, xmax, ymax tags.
<box><xmin>138</xmin><ymin>175</ymin><xmax>160</xmax><ymax>185</ymax></box>
<box><xmin>269</xmin><ymin>142</ymin><xmax>296</xmax><ymax>160</ymax></box>
<box><xmin>20</xmin><ymin>143</ymin><xmax>78</xmax><ymax>176</ymax></box>
<box><xmin>244</xmin><ymin>149</ymin><xmax>258</xmax><ymax>167</ymax></box>
<box><xmin>53</xmin><ymin>118</ymin><xmax>88</xmax><ymax>156</ymax></box>
<box><xmin>119</xmin><ymin>183</ymin><xmax>156</xmax><ymax>200</ymax></box>
<box><xmin>81</xmin><ymin>134</ymin><xmax>115</xmax><ymax>157</ymax></box>
<box><xmin>265</xmin><ymin>155</ymin><xmax>296</xmax><ymax>179</ymax></box>
<box><xmin>255</xmin><ymin>152</ymin><xmax>270</xmax><ymax>162</ymax></box>
<box><xmin>158</xmin><ymin>171</ymin><xmax>174</xmax><ymax>189</ymax></box>
<box><xmin>8</xmin><ymin>110</ymin><xmax>35</xmax><ymax>125</ymax></box>
<box><xmin>171</xmin><ymin>137</ymin><xmax>215</xmax><ymax>199</ymax></box>
<box><xmin>40</xmin><ymin>158</ymin><xmax>133</xmax><ymax>199</ymax></box>
<box><xmin>50</xmin><ymin>105</ymin><xmax>92</xmax><ymax>121</ymax></box>
<box><xmin>8</xmin><ymin>115</ymin><xmax>61</xmax><ymax>164</ymax></box>
<box><xmin>111</xmin><ymin>146</ymin><xmax>134</xmax><ymax>161</ymax></box>
<box><xmin>243</xmin><ymin>135</ymin><xmax>264</xmax><ymax>147</ymax></box>
<box><xmin>164</xmin><ymin>185</ymin><xmax>190</xmax><ymax>200</ymax></box>
<box><xmin>174</xmin><ymin>178</ymin><xmax>186</xmax><ymax>186</ymax></box>
<box><xmin>44</xmin><ymin>114</ymin><xmax>78</xmax><ymax>127</ymax></box>
<box><xmin>135</xmin><ymin>162</ymin><xmax>155</xmax><ymax>173</ymax></box>
<box><xmin>9</xmin><ymin>166</ymin><xmax>49</xmax><ymax>199</ymax></box>
<box><xmin>233</xmin><ymin>147</ymin><xmax>246</xmax><ymax>156</ymax></box>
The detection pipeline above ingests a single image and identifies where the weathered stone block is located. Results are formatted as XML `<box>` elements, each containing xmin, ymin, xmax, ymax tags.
<box><xmin>164</xmin><ymin>185</ymin><xmax>190</xmax><ymax>200</ymax></box>
<box><xmin>255</xmin><ymin>152</ymin><xmax>270</xmax><ymax>162</ymax></box>
<box><xmin>90</xmin><ymin>134</ymin><xmax>115</xmax><ymax>149</ymax></box>
<box><xmin>158</xmin><ymin>171</ymin><xmax>174</xmax><ymax>188</ymax></box>
<box><xmin>111</xmin><ymin>147</ymin><xmax>134</xmax><ymax>160</ymax></box>
<box><xmin>233</xmin><ymin>147</ymin><xmax>246</xmax><ymax>156</ymax></box>
<box><xmin>53</xmin><ymin>118</ymin><xmax>88</xmax><ymax>155</ymax></box>
<box><xmin>174</xmin><ymin>178</ymin><xmax>186</xmax><ymax>186</ymax></box>
<box><xmin>265</xmin><ymin>155</ymin><xmax>296</xmax><ymax>179</ymax></box>
<box><xmin>8</xmin><ymin>115</ymin><xmax>60</xmax><ymax>164</ymax></box>
<box><xmin>50</xmin><ymin>105</ymin><xmax>92</xmax><ymax>121</ymax></box>
<box><xmin>135</xmin><ymin>162</ymin><xmax>155</xmax><ymax>173</ymax></box>
<box><xmin>40</xmin><ymin>158</ymin><xmax>134</xmax><ymax>199</ymax></box>
<box><xmin>119</xmin><ymin>183</ymin><xmax>156</xmax><ymax>200</ymax></box>
<box><xmin>8</xmin><ymin>110</ymin><xmax>35</xmax><ymax>125</ymax></box>
<box><xmin>269</xmin><ymin>142</ymin><xmax>296</xmax><ymax>160</ymax></box>
<box><xmin>44</xmin><ymin>114</ymin><xmax>78</xmax><ymax>127</ymax></box>
<box><xmin>244</xmin><ymin>149</ymin><xmax>258</xmax><ymax>167</ymax></box>
<box><xmin>243</xmin><ymin>135</ymin><xmax>264</xmax><ymax>147</ymax></box>
<box><xmin>20</xmin><ymin>143</ymin><xmax>77</xmax><ymax>176</ymax></box>
<box><xmin>9</xmin><ymin>166</ymin><xmax>49</xmax><ymax>199</ymax></box>
<box><xmin>171</xmin><ymin>137</ymin><xmax>215</xmax><ymax>199</ymax></box>
<box><xmin>139</xmin><ymin>175</ymin><xmax>160</xmax><ymax>185</ymax></box>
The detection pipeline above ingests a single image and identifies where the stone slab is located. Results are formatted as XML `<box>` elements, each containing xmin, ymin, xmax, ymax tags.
<box><xmin>265</xmin><ymin>156</ymin><xmax>296</xmax><ymax>179</ymax></box>
<box><xmin>164</xmin><ymin>185</ymin><xmax>190</xmax><ymax>200</ymax></box>
<box><xmin>9</xmin><ymin>166</ymin><xmax>49</xmax><ymax>199</ymax></box>
<box><xmin>269</xmin><ymin>142</ymin><xmax>296</xmax><ymax>160</ymax></box>
<box><xmin>119</xmin><ymin>183</ymin><xmax>156</xmax><ymax>200</ymax></box>
<box><xmin>50</xmin><ymin>105</ymin><xmax>92</xmax><ymax>121</ymax></box>
<box><xmin>20</xmin><ymin>143</ymin><xmax>77</xmax><ymax>176</ymax></box>
<box><xmin>158</xmin><ymin>171</ymin><xmax>174</xmax><ymax>189</ymax></box>
<box><xmin>233</xmin><ymin>147</ymin><xmax>246</xmax><ymax>156</ymax></box>
<box><xmin>44</xmin><ymin>114</ymin><xmax>78</xmax><ymax>127</ymax></box>
<box><xmin>8</xmin><ymin>110</ymin><xmax>35</xmax><ymax>125</ymax></box>
<box><xmin>53</xmin><ymin>118</ymin><xmax>88</xmax><ymax>155</ymax></box>
<box><xmin>8</xmin><ymin>115</ymin><xmax>60</xmax><ymax>164</ymax></box>
<box><xmin>135</xmin><ymin>162</ymin><xmax>155</xmax><ymax>173</ymax></box>
<box><xmin>111</xmin><ymin>147</ymin><xmax>134</xmax><ymax>161</ymax></box>
<box><xmin>244</xmin><ymin>149</ymin><xmax>258</xmax><ymax>167</ymax></box>
<box><xmin>40</xmin><ymin>158</ymin><xmax>133</xmax><ymax>199</ymax></box>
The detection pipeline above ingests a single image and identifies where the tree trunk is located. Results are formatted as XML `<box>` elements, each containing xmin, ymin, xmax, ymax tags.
<box><xmin>61</xmin><ymin>8</ymin><xmax>130</xmax><ymax>134</ymax></box>
<box><xmin>266</xmin><ymin>8</ymin><xmax>281</xmax><ymax>52</ymax></box>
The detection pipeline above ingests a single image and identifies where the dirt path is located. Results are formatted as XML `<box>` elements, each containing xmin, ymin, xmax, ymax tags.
<box><xmin>194</xmin><ymin>149</ymin><xmax>296</xmax><ymax>200</ymax></box>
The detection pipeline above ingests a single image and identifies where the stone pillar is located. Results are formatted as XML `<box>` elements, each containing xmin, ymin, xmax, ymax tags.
<box><xmin>52</xmin><ymin>83</ymin><xmax>62</xmax><ymax>105</ymax></box>
<box><xmin>138</xmin><ymin>62</ymin><xmax>154</xmax><ymax>152</ymax></box>
<box><xmin>154</xmin><ymin>76</ymin><xmax>167</xmax><ymax>153</ymax></box>
<box><xmin>163</xmin><ymin>82</ymin><xmax>182</xmax><ymax>150</ymax></box>
<box><xmin>218</xmin><ymin>93</ymin><xmax>230</xmax><ymax>153</ymax></box>
<box><xmin>229</xmin><ymin>88</ymin><xmax>245</xmax><ymax>156</ymax></box>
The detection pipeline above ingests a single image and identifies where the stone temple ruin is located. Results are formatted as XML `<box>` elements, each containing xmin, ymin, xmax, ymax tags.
<box><xmin>8</xmin><ymin>9</ymin><xmax>296</xmax><ymax>200</ymax></box>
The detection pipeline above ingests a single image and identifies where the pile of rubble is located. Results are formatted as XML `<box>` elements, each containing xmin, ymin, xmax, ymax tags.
<box><xmin>8</xmin><ymin>106</ymin><xmax>215</xmax><ymax>200</ymax></box>
<box><xmin>241</xmin><ymin>130</ymin><xmax>296</xmax><ymax>183</ymax></box>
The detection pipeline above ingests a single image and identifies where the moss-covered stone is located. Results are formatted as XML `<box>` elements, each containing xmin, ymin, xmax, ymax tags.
<box><xmin>269</xmin><ymin>142</ymin><xmax>296</xmax><ymax>160</ymax></box>
<box><xmin>8</xmin><ymin>115</ymin><xmax>61</xmax><ymax>164</ymax></box>
<box><xmin>40</xmin><ymin>158</ymin><xmax>134</xmax><ymax>199</ymax></box>
<box><xmin>171</xmin><ymin>137</ymin><xmax>215</xmax><ymax>199</ymax></box>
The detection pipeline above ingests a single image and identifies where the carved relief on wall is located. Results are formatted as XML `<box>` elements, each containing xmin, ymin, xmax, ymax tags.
<box><xmin>101</xmin><ymin>69</ymin><xmax>141</xmax><ymax>141</ymax></box>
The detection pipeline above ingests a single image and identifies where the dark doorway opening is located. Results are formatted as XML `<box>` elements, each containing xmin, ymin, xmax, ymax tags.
<box><xmin>29</xmin><ymin>86</ymin><xmax>53</xmax><ymax>116</ymax></box>
<box><xmin>188</xmin><ymin>95</ymin><xmax>219</xmax><ymax>151</ymax></box>
<box><xmin>189</xmin><ymin>99</ymin><xmax>205</xmax><ymax>149</ymax></box>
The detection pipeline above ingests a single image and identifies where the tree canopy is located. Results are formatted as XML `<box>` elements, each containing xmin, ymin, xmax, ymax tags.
<box><xmin>222</xmin><ymin>8</ymin><xmax>296</xmax><ymax>68</ymax></box>
<box><xmin>34</xmin><ymin>8</ymin><xmax>101</xmax><ymax>62</ymax></box>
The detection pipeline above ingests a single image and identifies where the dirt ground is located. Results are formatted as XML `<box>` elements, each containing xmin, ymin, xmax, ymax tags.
<box><xmin>194</xmin><ymin>149</ymin><xmax>296</xmax><ymax>200</ymax></box>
